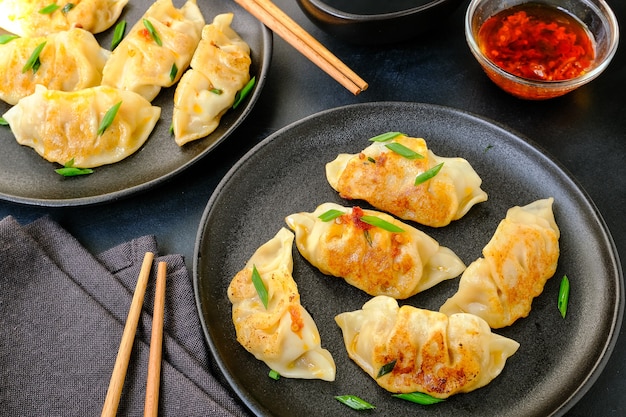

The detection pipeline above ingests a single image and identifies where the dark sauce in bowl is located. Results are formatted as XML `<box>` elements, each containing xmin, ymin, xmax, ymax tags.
<box><xmin>322</xmin><ymin>0</ymin><xmax>435</xmax><ymax>15</ymax></box>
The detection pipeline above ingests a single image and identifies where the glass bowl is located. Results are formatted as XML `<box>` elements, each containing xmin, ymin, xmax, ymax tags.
<box><xmin>465</xmin><ymin>0</ymin><xmax>619</xmax><ymax>100</ymax></box>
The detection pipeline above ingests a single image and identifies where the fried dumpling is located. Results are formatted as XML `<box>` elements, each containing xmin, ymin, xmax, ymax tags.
<box><xmin>0</xmin><ymin>0</ymin><xmax>128</xmax><ymax>37</ymax></box>
<box><xmin>335</xmin><ymin>296</ymin><xmax>519</xmax><ymax>398</ymax></box>
<box><xmin>0</xmin><ymin>28</ymin><xmax>109</xmax><ymax>105</ymax></box>
<box><xmin>440</xmin><ymin>198</ymin><xmax>560</xmax><ymax>328</ymax></box>
<box><xmin>2</xmin><ymin>85</ymin><xmax>161</xmax><ymax>168</ymax></box>
<box><xmin>285</xmin><ymin>202</ymin><xmax>465</xmax><ymax>299</ymax></box>
<box><xmin>101</xmin><ymin>0</ymin><xmax>204</xmax><ymax>101</ymax></box>
<box><xmin>227</xmin><ymin>228</ymin><xmax>336</xmax><ymax>381</ymax></box>
<box><xmin>172</xmin><ymin>13</ymin><xmax>251</xmax><ymax>146</ymax></box>
<box><xmin>326</xmin><ymin>133</ymin><xmax>488</xmax><ymax>227</ymax></box>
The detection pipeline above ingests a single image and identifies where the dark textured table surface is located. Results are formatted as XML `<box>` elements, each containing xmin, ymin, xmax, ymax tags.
<box><xmin>1</xmin><ymin>0</ymin><xmax>623</xmax><ymax>415</ymax></box>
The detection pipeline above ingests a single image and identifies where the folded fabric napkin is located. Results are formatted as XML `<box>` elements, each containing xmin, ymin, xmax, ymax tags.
<box><xmin>0</xmin><ymin>216</ymin><xmax>251</xmax><ymax>416</ymax></box>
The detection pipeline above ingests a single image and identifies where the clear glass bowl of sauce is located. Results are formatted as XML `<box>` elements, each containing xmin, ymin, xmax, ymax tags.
<box><xmin>466</xmin><ymin>0</ymin><xmax>619</xmax><ymax>99</ymax></box>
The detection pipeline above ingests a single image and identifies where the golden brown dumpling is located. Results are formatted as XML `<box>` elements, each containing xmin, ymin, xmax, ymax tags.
<box><xmin>2</xmin><ymin>85</ymin><xmax>160</xmax><ymax>168</ymax></box>
<box><xmin>335</xmin><ymin>296</ymin><xmax>519</xmax><ymax>398</ymax></box>
<box><xmin>0</xmin><ymin>28</ymin><xmax>109</xmax><ymax>105</ymax></box>
<box><xmin>0</xmin><ymin>0</ymin><xmax>128</xmax><ymax>37</ymax></box>
<box><xmin>227</xmin><ymin>228</ymin><xmax>336</xmax><ymax>381</ymax></box>
<box><xmin>440</xmin><ymin>198</ymin><xmax>560</xmax><ymax>328</ymax></box>
<box><xmin>326</xmin><ymin>134</ymin><xmax>488</xmax><ymax>227</ymax></box>
<box><xmin>285</xmin><ymin>202</ymin><xmax>465</xmax><ymax>299</ymax></box>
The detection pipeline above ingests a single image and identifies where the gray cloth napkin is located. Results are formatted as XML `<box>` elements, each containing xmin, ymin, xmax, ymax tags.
<box><xmin>0</xmin><ymin>216</ymin><xmax>251</xmax><ymax>417</ymax></box>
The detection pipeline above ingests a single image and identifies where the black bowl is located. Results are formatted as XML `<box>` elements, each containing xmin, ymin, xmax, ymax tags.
<box><xmin>296</xmin><ymin>0</ymin><xmax>465</xmax><ymax>45</ymax></box>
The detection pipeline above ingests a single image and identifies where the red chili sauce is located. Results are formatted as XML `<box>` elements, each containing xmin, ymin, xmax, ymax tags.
<box><xmin>477</xmin><ymin>3</ymin><xmax>595</xmax><ymax>81</ymax></box>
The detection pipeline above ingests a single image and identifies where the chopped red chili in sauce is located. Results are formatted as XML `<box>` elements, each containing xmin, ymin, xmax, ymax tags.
<box><xmin>477</xmin><ymin>3</ymin><xmax>595</xmax><ymax>81</ymax></box>
<box><xmin>349</xmin><ymin>207</ymin><xmax>373</xmax><ymax>231</ymax></box>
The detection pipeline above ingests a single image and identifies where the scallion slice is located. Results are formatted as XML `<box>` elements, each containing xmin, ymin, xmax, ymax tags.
<box><xmin>233</xmin><ymin>76</ymin><xmax>256</xmax><ymax>109</ymax></box>
<box><xmin>55</xmin><ymin>159</ymin><xmax>93</xmax><ymax>177</ymax></box>
<box><xmin>360</xmin><ymin>215</ymin><xmax>405</xmax><ymax>233</ymax></box>
<box><xmin>169</xmin><ymin>62</ymin><xmax>178</xmax><ymax>82</ymax></box>
<box><xmin>0</xmin><ymin>34</ymin><xmax>19</xmax><ymax>45</ymax></box>
<box><xmin>392</xmin><ymin>392</ymin><xmax>445</xmax><ymax>405</ymax></box>
<box><xmin>268</xmin><ymin>369</ymin><xmax>280</xmax><ymax>380</ymax></box>
<box><xmin>22</xmin><ymin>42</ymin><xmax>47</xmax><ymax>74</ymax></box>
<box><xmin>558</xmin><ymin>275</ymin><xmax>570</xmax><ymax>318</ymax></box>
<box><xmin>369</xmin><ymin>131</ymin><xmax>404</xmax><ymax>142</ymax></box>
<box><xmin>414</xmin><ymin>162</ymin><xmax>444</xmax><ymax>185</ymax></box>
<box><xmin>385</xmin><ymin>142</ymin><xmax>423</xmax><ymax>159</ymax></box>
<box><xmin>0</xmin><ymin>117</ymin><xmax>9</xmax><ymax>126</ymax></box>
<box><xmin>251</xmin><ymin>265</ymin><xmax>269</xmax><ymax>309</ymax></box>
<box><xmin>318</xmin><ymin>209</ymin><xmax>345</xmax><ymax>222</ymax></box>
<box><xmin>111</xmin><ymin>20</ymin><xmax>126</xmax><ymax>50</ymax></box>
<box><xmin>210</xmin><ymin>88</ymin><xmax>223</xmax><ymax>95</ymax></box>
<box><xmin>335</xmin><ymin>395</ymin><xmax>375</xmax><ymax>410</ymax></box>
<box><xmin>97</xmin><ymin>101</ymin><xmax>122</xmax><ymax>136</ymax></box>
<box><xmin>62</xmin><ymin>3</ymin><xmax>75</xmax><ymax>14</ymax></box>
<box><xmin>143</xmin><ymin>19</ymin><xmax>162</xmax><ymax>46</ymax></box>
<box><xmin>39</xmin><ymin>3</ymin><xmax>60</xmax><ymax>14</ymax></box>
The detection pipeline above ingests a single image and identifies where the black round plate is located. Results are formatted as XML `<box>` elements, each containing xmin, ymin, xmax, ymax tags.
<box><xmin>194</xmin><ymin>102</ymin><xmax>623</xmax><ymax>417</ymax></box>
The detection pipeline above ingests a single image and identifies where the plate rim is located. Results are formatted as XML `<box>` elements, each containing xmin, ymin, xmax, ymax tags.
<box><xmin>193</xmin><ymin>101</ymin><xmax>624</xmax><ymax>417</ymax></box>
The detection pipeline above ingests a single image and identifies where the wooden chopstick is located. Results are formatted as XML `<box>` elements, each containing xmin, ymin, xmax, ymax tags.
<box><xmin>144</xmin><ymin>261</ymin><xmax>167</xmax><ymax>417</ymax></box>
<box><xmin>234</xmin><ymin>0</ymin><xmax>368</xmax><ymax>95</ymax></box>
<box><xmin>101</xmin><ymin>252</ymin><xmax>155</xmax><ymax>417</ymax></box>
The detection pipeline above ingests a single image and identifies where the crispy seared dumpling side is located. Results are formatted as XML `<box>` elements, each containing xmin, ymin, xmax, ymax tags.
<box><xmin>0</xmin><ymin>0</ymin><xmax>128</xmax><ymax>37</ymax></box>
<box><xmin>285</xmin><ymin>202</ymin><xmax>465</xmax><ymax>299</ymax></box>
<box><xmin>227</xmin><ymin>228</ymin><xmax>336</xmax><ymax>381</ymax></box>
<box><xmin>101</xmin><ymin>0</ymin><xmax>204</xmax><ymax>101</ymax></box>
<box><xmin>2</xmin><ymin>85</ymin><xmax>161</xmax><ymax>168</ymax></box>
<box><xmin>172</xmin><ymin>13</ymin><xmax>251</xmax><ymax>146</ymax></box>
<box><xmin>440</xmin><ymin>198</ymin><xmax>560</xmax><ymax>328</ymax></box>
<box><xmin>0</xmin><ymin>29</ymin><xmax>110</xmax><ymax>105</ymax></box>
<box><xmin>326</xmin><ymin>135</ymin><xmax>488</xmax><ymax>227</ymax></box>
<box><xmin>335</xmin><ymin>296</ymin><xmax>519</xmax><ymax>398</ymax></box>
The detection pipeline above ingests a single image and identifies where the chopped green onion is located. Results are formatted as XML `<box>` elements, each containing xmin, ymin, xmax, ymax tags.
<box><xmin>61</xmin><ymin>3</ymin><xmax>75</xmax><ymax>14</ymax></box>
<box><xmin>360</xmin><ymin>215</ymin><xmax>405</xmax><ymax>233</ymax></box>
<box><xmin>251</xmin><ymin>264</ymin><xmax>269</xmax><ymax>309</ymax></box>
<box><xmin>0</xmin><ymin>34</ymin><xmax>19</xmax><ymax>45</ymax></box>
<box><xmin>169</xmin><ymin>62</ymin><xmax>178</xmax><ymax>82</ymax></box>
<box><xmin>367</xmin><ymin>156</ymin><xmax>376</xmax><ymax>164</ymax></box>
<box><xmin>97</xmin><ymin>101</ymin><xmax>122</xmax><ymax>136</ymax></box>
<box><xmin>335</xmin><ymin>395</ymin><xmax>375</xmax><ymax>410</ymax></box>
<box><xmin>0</xmin><ymin>117</ymin><xmax>9</xmax><ymax>126</ymax></box>
<box><xmin>363</xmin><ymin>230</ymin><xmax>372</xmax><ymax>246</ymax></box>
<box><xmin>318</xmin><ymin>209</ymin><xmax>345</xmax><ymax>222</ymax></box>
<box><xmin>169</xmin><ymin>123</ymin><xmax>174</xmax><ymax>135</ymax></box>
<box><xmin>55</xmin><ymin>159</ymin><xmax>93</xmax><ymax>177</ymax></box>
<box><xmin>377</xmin><ymin>359</ymin><xmax>397</xmax><ymax>378</ymax></box>
<box><xmin>385</xmin><ymin>142</ymin><xmax>423</xmax><ymax>159</ymax></box>
<box><xmin>233</xmin><ymin>76</ymin><xmax>256</xmax><ymax>109</ymax></box>
<box><xmin>39</xmin><ymin>3</ymin><xmax>60</xmax><ymax>14</ymax></box>
<box><xmin>484</xmin><ymin>144</ymin><xmax>494</xmax><ymax>153</ymax></box>
<box><xmin>268</xmin><ymin>369</ymin><xmax>280</xmax><ymax>380</ymax></box>
<box><xmin>210</xmin><ymin>88</ymin><xmax>223</xmax><ymax>95</ymax></box>
<box><xmin>22</xmin><ymin>42</ymin><xmax>47</xmax><ymax>74</ymax></box>
<box><xmin>558</xmin><ymin>275</ymin><xmax>570</xmax><ymax>318</ymax></box>
<box><xmin>143</xmin><ymin>19</ymin><xmax>162</xmax><ymax>46</ymax></box>
<box><xmin>414</xmin><ymin>162</ymin><xmax>444</xmax><ymax>186</ymax></box>
<box><xmin>111</xmin><ymin>20</ymin><xmax>126</xmax><ymax>50</ymax></box>
<box><xmin>392</xmin><ymin>392</ymin><xmax>445</xmax><ymax>405</ymax></box>
<box><xmin>369</xmin><ymin>131</ymin><xmax>404</xmax><ymax>142</ymax></box>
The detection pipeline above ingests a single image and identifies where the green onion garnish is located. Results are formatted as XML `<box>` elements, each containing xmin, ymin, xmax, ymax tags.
<box><xmin>414</xmin><ymin>162</ymin><xmax>444</xmax><ymax>186</ymax></box>
<box><xmin>0</xmin><ymin>117</ymin><xmax>9</xmax><ymax>126</ymax></box>
<box><xmin>111</xmin><ymin>20</ymin><xmax>126</xmax><ymax>50</ymax></box>
<box><xmin>169</xmin><ymin>62</ymin><xmax>178</xmax><ymax>82</ymax></box>
<box><xmin>363</xmin><ymin>230</ymin><xmax>372</xmax><ymax>246</ymax></box>
<box><xmin>55</xmin><ymin>159</ymin><xmax>93</xmax><ymax>177</ymax></box>
<box><xmin>169</xmin><ymin>122</ymin><xmax>174</xmax><ymax>135</ymax></box>
<box><xmin>360</xmin><ymin>215</ymin><xmax>405</xmax><ymax>233</ymax></box>
<box><xmin>233</xmin><ymin>76</ymin><xmax>256</xmax><ymax>109</ymax></box>
<box><xmin>22</xmin><ymin>42</ymin><xmax>47</xmax><ymax>73</ymax></box>
<box><xmin>97</xmin><ymin>101</ymin><xmax>122</xmax><ymax>136</ymax></box>
<box><xmin>484</xmin><ymin>144</ymin><xmax>494</xmax><ymax>153</ymax></box>
<box><xmin>335</xmin><ymin>395</ymin><xmax>375</xmax><ymax>410</ymax></box>
<box><xmin>558</xmin><ymin>275</ymin><xmax>570</xmax><ymax>318</ymax></box>
<box><xmin>0</xmin><ymin>34</ymin><xmax>19</xmax><ymax>44</ymax></box>
<box><xmin>39</xmin><ymin>3</ymin><xmax>60</xmax><ymax>14</ymax></box>
<box><xmin>318</xmin><ymin>209</ymin><xmax>345</xmax><ymax>222</ymax></box>
<box><xmin>369</xmin><ymin>131</ymin><xmax>404</xmax><ymax>142</ymax></box>
<box><xmin>367</xmin><ymin>156</ymin><xmax>376</xmax><ymax>164</ymax></box>
<box><xmin>377</xmin><ymin>359</ymin><xmax>397</xmax><ymax>378</ymax></box>
<box><xmin>392</xmin><ymin>392</ymin><xmax>445</xmax><ymax>405</ymax></box>
<box><xmin>143</xmin><ymin>19</ymin><xmax>162</xmax><ymax>46</ymax></box>
<box><xmin>251</xmin><ymin>264</ymin><xmax>269</xmax><ymax>309</ymax></box>
<box><xmin>385</xmin><ymin>142</ymin><xmax>424</xmax><ymax>159</ymax></box>
<box><xmin>61</xmin><ymin>3</ymin><xmax>75</xmax><ymax>14</ymax></box>
<box><xmin>268</xmin><ymin>369</ymin><xmax>280</xmax><ymax>380</ymax></box>
<box><xmin>210</xmin><ymin>88</ymin><xmax>223</xmax><ymax>95</ymax></box>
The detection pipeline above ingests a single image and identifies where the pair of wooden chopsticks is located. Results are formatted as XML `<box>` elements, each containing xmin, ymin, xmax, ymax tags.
<box><xmin>101</xmin><ymin>252</ymin><xmax>167</xmax><ymax>417</ymax></box>
<box><xmin>234</xmin><ymin>0</ymin><xmax>368</xmax><ymax>95</ymax></box>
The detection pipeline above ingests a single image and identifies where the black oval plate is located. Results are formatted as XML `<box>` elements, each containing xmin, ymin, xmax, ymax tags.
<box><xmin>0</xmin><ymin>0</ymin><xmax>272</xmax><ymax>206</ymax></box>
<box><xmin>194</xmin><ymin>102</ymin><xmax>623</xmax><ymax>417</ymax></box>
